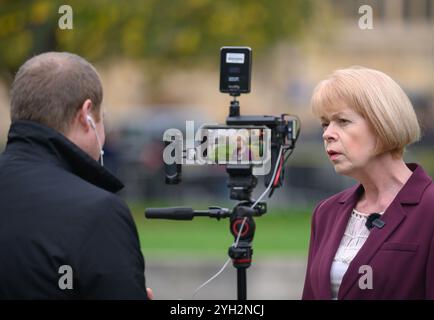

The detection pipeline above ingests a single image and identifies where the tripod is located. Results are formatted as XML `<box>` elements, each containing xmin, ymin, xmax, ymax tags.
<box><xmin>145</xmin><ymin>201</ymin><xmax>266</xmax><ymax>300</ymax></box>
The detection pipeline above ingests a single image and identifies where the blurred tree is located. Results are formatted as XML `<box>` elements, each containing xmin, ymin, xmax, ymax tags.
<box><xmin>0</xmin><ymin>0</ymin><xmax>315</xmax><ymax>81</ymax></box>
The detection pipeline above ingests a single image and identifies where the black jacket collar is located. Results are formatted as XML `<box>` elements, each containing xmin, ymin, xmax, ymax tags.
<box><xmin>5</xmin><ymin>120</ymin><xmax>124</xmax><ymax>193</ymax></box>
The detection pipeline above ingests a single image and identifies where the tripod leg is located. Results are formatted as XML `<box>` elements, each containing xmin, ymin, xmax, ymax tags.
<box><xmin>237</xmin><ymin>268</ymin><xmax>247</xmax><ymax>300</ymax></box>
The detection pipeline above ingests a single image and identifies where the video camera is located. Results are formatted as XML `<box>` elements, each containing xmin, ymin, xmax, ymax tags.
<box><xmin>146</xmin><ymin>47</ymin><xmax>300</xmax><ymax>300</ymax></box>
<box><xmin>164</xmin><ymin>47</ymin><xmax>299</xmax><ymax>200</ymax></box>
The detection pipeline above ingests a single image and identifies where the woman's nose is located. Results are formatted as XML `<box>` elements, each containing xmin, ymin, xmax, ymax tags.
<box><xmin>322</xmin><ymin>124</ymin><xmax>337</xmax><ymax>142</ymax></box>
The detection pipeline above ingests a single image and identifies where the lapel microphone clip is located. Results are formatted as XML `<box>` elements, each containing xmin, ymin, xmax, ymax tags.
<box><xmin>365</xmin><ymin>213</ymin><xmax>386</xmax><ymax>230</ymax></box>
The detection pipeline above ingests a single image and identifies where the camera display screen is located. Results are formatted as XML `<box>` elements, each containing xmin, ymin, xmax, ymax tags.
<box><xmin>199</xmin><ymin>125</ymin><xmax>270</xmax><ymax>166</ymax></box>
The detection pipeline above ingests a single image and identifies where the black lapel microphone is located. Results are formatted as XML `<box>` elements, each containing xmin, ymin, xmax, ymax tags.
<box><xmin>365</xmin><ymin>213</ymin><xmax>386</xmax><ymax>230</ymax></box>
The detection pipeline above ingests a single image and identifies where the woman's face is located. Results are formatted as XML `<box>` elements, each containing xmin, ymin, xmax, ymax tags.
<box><xmin>320</xmin><ymin>106</ymin><xmax>378</xmax><ymax>177</ymax></box>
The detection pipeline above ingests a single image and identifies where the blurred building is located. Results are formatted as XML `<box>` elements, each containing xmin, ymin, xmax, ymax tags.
<box><xmin>0</xmin><ymin>0</ymin><xmax>432</xmax><ymax>206</ymax></box>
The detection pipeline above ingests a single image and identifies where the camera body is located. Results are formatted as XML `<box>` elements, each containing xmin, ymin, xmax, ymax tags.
<box><xmin>225</xmin><ymin>114</ymin><xmax>297</xmax><ymax>200</ymax></box>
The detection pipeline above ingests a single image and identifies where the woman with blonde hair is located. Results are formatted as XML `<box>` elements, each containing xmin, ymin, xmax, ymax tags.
<box><xmin>302</xmin><ymin>67</ymin><xmax>434</xmax><ymax>299</ymax></box>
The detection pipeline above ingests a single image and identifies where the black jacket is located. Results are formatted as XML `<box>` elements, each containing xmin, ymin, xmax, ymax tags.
<box><xmin>0</xmin><ymin>120</ymin><xmax>148</xmax><ymax>299</ymax></box>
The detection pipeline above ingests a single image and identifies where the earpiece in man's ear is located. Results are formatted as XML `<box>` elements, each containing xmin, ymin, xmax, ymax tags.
<box><xmin>86</xmin><ymin>114</ymin><xmax>104</xmax><ymax>166</ymax></box>
<box><xmin>86</xmin><ymin>115</ymin><xmax>96</xmax><ymax>129</ymax></box>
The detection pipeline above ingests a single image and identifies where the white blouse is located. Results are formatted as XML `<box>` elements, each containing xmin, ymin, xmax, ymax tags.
<box><xmin>330</xmin><ymin>209</ymin><xmax>383</xmax><ymax>299</ymax></box>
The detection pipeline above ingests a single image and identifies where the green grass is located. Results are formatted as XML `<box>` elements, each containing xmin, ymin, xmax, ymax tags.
<box><xmin>129</xmin><ymin>202</ymin><xmax>313</xmax><ymax>258</ymax></box>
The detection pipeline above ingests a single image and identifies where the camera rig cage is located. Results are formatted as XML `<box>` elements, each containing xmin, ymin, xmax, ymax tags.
<box><xmin>145</xmin><ymin>47</ymin><xmax>300</xmax><ymax>300</ymax></box>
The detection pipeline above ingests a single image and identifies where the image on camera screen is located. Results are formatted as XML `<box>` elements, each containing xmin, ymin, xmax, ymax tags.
<box><xmin>202</xmin><ymin>127</ymin><xmax>269</xmax><ymax>165</ymax></box>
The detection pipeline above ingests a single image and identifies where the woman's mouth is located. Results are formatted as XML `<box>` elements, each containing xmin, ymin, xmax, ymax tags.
<box><xmin>327</xmin><ymin>150</ymin><xmax>342</xmax><ymax>161</ymax></box>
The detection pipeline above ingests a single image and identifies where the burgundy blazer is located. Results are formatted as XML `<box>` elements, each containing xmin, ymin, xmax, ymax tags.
<box><xmin>302</xmin><ymin>163</ymin><xmax>434</xmax><ymax>299</ymax></box>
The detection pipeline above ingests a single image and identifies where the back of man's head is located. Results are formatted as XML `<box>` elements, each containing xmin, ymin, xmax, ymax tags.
<box><xmin>10</xmin><ymin>52</ymin><xmax>103</xmax><ymax>134</ymax></box>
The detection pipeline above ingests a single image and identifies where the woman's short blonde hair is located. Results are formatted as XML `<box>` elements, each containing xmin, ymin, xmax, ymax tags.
<box><xmin>311</xmin><ymin>66</ymin><xmax>421</xmax><ymax>158</ymax></box>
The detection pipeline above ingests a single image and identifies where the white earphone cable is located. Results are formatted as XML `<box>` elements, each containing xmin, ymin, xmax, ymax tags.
<box><xmin>87</xmin><ymin>115</ymin><xmax>104</xmax><ymax>166</ymax></box>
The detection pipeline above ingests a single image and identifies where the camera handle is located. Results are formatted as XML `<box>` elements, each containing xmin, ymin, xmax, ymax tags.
<box><xmin>145</xmin><ymin>201</ymin><xmax>266</xmax><ymax>300</ymax></box>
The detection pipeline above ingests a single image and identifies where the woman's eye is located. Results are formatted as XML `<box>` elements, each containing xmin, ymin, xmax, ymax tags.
<box><xmin>321</xmin><ymin>122</ymin><xmax>329</xmax><ymax>128</ymax></box>
<box><xmin>338</xmin><ymin>118</ymin><xmax>349</xmax><ymax>124</ymax></box>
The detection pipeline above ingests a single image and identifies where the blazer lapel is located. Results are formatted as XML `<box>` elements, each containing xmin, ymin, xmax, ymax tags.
<box><xmin>337</xmin><ymin>199</ymin><xmax>407</xmax><ymax>299</ymax></box>
<box><xmin>317</xmin><ymin>185</ymin><xmax>362</xmax><ymax>299</ymax></box>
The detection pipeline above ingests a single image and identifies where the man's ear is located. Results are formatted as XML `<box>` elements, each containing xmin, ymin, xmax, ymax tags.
<box><xmin>76</xmin><ymin>99</ymin><xmax>93</xmax><ymax>130</ymax></box>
